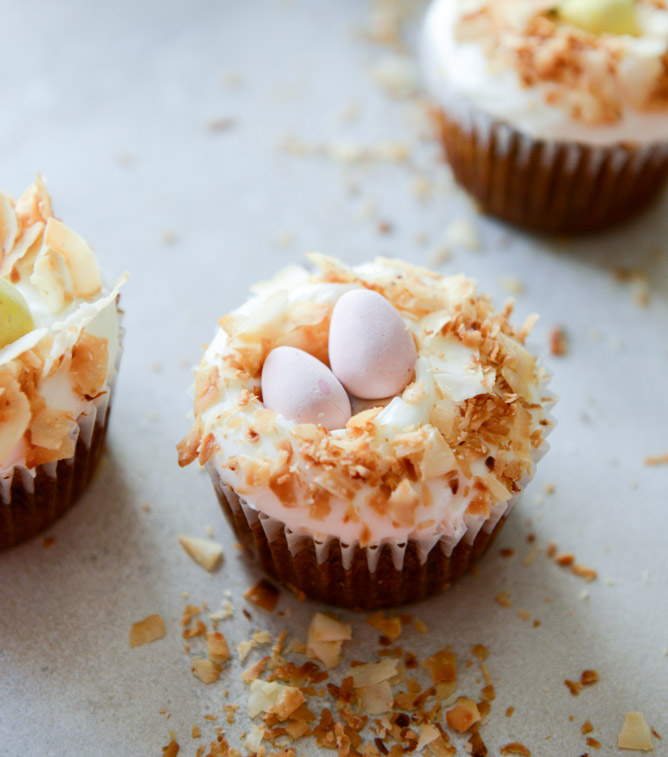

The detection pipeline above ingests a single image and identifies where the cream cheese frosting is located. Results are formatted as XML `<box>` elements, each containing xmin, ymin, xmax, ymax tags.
<box><xmin>422</xmin><ymin>0</ymin><xmax>668</xmax><ymax>146</ymax></box>
<box><xmin>0</xmin><ymin>178</ymin><xmax>126</xmax><ymax>488</ymax></box>
<box><xmin>179</xmin><ymin>255</ymin><xmax>554</xmax><ymax>553</ymax></box>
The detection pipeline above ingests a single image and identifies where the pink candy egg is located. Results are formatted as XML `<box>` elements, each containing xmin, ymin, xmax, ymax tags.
<box><xmin>261</xmin><ymin>346</ymin><xmax>352</xmax><ymax>431</ymax></box>
<box><xmin>329</xmin><ymin>289</ymin><xmax>417</xmax><ymax>400</ymax></box>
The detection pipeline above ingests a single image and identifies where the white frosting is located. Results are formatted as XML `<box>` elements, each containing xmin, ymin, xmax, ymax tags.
<box><xmin>195</xmin><ymin>259</ymin><xmax>552</xmax><ymax>550</ymax></box>
<box><xmin>422</xmin><ymin>0</ymin><xmax>668</xmax><ymax>146</ymax></box>
<box><xmin>0</xmin><ymin>276</ymin><xmax>124</xmax><ymax>481</ymax></box>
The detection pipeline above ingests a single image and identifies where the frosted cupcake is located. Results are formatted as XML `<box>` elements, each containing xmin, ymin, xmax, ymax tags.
<box><xmin>178</xmin><ymin>255</ymin><xmax>554</xmax><ymax>608</ymax></box>
<box><xmin>422</xmin><ymin>0</ymin><xmax>668</xmax><ymax>233</ymax></box>
<box><xmin>0</xmin><ymin>177</ymin><xmax>125</xmax><ymax>549</ymax></box>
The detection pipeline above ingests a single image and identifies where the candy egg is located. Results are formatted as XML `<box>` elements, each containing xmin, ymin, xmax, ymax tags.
<box><xmin>558</xmin><ymin>0</ymin><xmax>639</xmax><ymax>36</ymax></box>
<box><xmin>329</xmin><ymin>289</ymin><xmax>417</xmax><ymax>400</ymax></box>
<box><xmin>261</xmin><ymin>346</ymin><xmax>351</xmax><ymax>431</ymax></box>
<box><xmin>0</xmin><ymin>278</ymin><xmax>34</xmax><ymax>349</ymax></box>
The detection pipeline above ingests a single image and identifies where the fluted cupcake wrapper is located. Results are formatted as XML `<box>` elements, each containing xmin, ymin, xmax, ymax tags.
<box><xmin>430</xmin><ymin>96</ymin><xmax>668</xmax><ymax>234</ymax></box>
<box><xmin>208</xmin><ymin>467</ymin><xmax>520</xmax><ymax>609</ymax></box>
<box><xmin>0</xmin><ymin>310</ymin><xmax>123</xmax><ymax>551</ymax></box>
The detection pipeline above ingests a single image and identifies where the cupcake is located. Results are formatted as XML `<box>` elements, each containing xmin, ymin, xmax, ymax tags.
<box><xmin>178</xmin><ymin>255</ymin><xmax>554</xmax><ymax>609</ymax></box>
<box><xmin>0</xmin><ymin>177</ymin><xmax>126</xmax><ymax>549</ymax></box>
<box><xmin>422</xmin><ymin>0</ymin><xmax>668</xmax><ymax>234</ymax></box>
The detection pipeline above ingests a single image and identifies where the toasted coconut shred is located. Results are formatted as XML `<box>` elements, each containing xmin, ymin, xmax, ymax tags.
<box><xmin>0</xmin><ymin>177</ymin><xmax>126</xmax><ymax>497</ymax></box>
<box><xmin>179</xmin><ymin>254</ymin><xmax>554</xmax><ymax>569</ymax></box>
<box><xmin>163</xmin><ymin>555</ymin><xmax>653</xmax><ymax>757</ymax></box>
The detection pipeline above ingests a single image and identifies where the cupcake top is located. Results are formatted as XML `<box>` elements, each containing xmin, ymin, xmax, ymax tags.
<box><xmin>179</xmin><ymin>255</ymin><xmax>553</xmax><ymax>551</ymax></box>
<box><xmin>0</xmin><ymin>177</ymin><xmax>125</xmax><ymax>480</ymax></box>
<box><xmin>423</xmin><ymin>0</ymin><xmax>668</xmax><ymax>145</ymax></box>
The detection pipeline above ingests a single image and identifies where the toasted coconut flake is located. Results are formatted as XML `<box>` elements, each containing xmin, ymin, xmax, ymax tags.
<box><xmin>30</xmin><ymin>246</ymin><xmax>74</xmax><ymax>314</ymax></box>
<box><xmin>129</xmin><ymin>614</ymin><xmax>166</xmax><ymax>648</ymax></box>
<box><xmin>16</xmin><ymin>175</ymin><xmax>52</xmax><ymax>225</ymax></box>
<box><xmin>417</xmin><ymin>724</ymin><xmax>441</xmax><ymax>750</ymax></box>
<box><xmin>248</xmin><ymin>679</ymin><xmax>305</xmax><ymax>720</ymax></box>
<box><xmin>29</xmin><ymin>406</ymin><xmax>75</xmax><ymax>450</ymax></box>
<box><xmin>162</xmin><ymin>740</ymin><xmax>179</xmax><ymax>757</ymax></box>
<box><xmin>445</xmin><ymin>698</ymin><xmax>481</xmax><ymax>733</ymax></box>
<box><xmin>572</xmin><ymin>564</ymin><xmax>598</xmax><ymax>581</ymax></box>
<box><xmin>472</xmin><ymin>644</ymin><xmax>488</xmax><ymax>662</ymax></box>
<box><xmin>423</xmin><ymin>650</ymin><xmax>456</xmax><ymax>684</ymax></box>
<box><xmin>0</xmin><ymin>370</ymin><xmax>31</xmax><ymax>462</ymax></box>
<box><xmin>237</xmin><ymin>640</ymin><xmax>255</xmax><ymax>662</ymax></box>
<box><xmin>206</xmin><ymin>632</ymin><xmax>230</xmax><ymax>664</ymax></box>
<box><xmin>618</xmin><ymin>712</ymin><xmax>654</xmax><ymax>751</ymax></box>
<box><xmin>191</xmin><ymin>657</ymin><xmax>221</xmax><ymax>684</ymax></box>
<box><xmin>348</xmin><ymin>659</ymin><xmax>398</xmax><ymax>688</ymax></box>
<box><xmin>308</xmin><ymin>612</ymin><xmax>352</xmax><ymax>642</ymax></box>
<box><xmin>307</xmin><ymin>639</ymin><xmax>343</xmax><ymax>669</ymax></box>
<box><xmin>495</xmin><ymin>592</ymin><xmax>512</xmax><ymax>608</ymax></box>
<box><xmin>252</xmin><ymin>629</ymin><xmax>271</xmax><ymax>644</ymax></box>
<box><xmin>70</xmin><ymin>332</ymin><xmax>108</xmax><ymax>397</ymax></box>
<box><xmin>580</xmin><ymin>669</ymin><xmax>599</xmax><ymax>686</ymax></box>
<box><xmin>241</xmin><ymin>657</ymin><xmax>269</xmax><ymax>684</ymax></box>
<box><xmin>43</xmin><ymin>217</ymin><xmax>101</xmax><ymax>298</ymax></box>
<box><xmin>358</xmin><ymin>681</ymin><xmax>394</xmax><ymax>715</ymax></box>
<box><xmin>420</xmin><ymin>430</ymin><xmax>457</xmax><ymax>478</ymax></box>
<box><xmin>244</xmin><ymin>579</ymin><xmax>279</xmax><ymax>611</ymax></box>
<box><xmin>645</xmin><ymin>453</ymin><xmax>668</xmax><ymax>466</ymax></box>
<box><xmin>0</xmin><ymin>194</ymin><xmax>18</xmax><ymax>256</ymax></box>
<box><xmin>500</xmin><ymin>744</ymin><xmax>531</xmax><ymax>756</ymax></box>
<box><xmin>388</xmin><ymin>480</ymin><xmax>418</xmax><ymax>528</ymax></box>
<box><xmin>414</xmin><ymin>618</ymin><xmax>428</xmax><ymax>634</ymax></box>
<box><xmin>306</xmin><ymin>613</ymin><xmax>351</xmax><ymax>668</ymax></box>
<box><xmin>549</xmin><ymin>326</ymin><xmax>568</xmax><ymax>356</ymax></box>
<box><xmin>0</xmin><ymin>221</ymin><xmax>43</xmax><ymax>279</ymax></box>
<box><xmin>365</xmin><ymin>612</ymin><xmax>402</xmax><ymax>641</ymax></box>
<box><xmin>285</xmin><ymin>720</ymin><xmax>311</xmax><ymax>740</ymax></box>
<box><xmin>555</xmin><ymin>552</ymin><xmax>575</xmax><ymax>567</ymax></box>
<box><xmin>242</xmin><ymin>725</ymin><xmax>265</xmax><ymax>753</ymax></box>
<box><xmin>178</xmin><ymin>535</ymin><xmax>223</xmax><ymax>572</ymax></box>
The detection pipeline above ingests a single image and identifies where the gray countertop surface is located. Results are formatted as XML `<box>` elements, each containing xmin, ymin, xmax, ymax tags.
<box><xmin>1</xmin><ymin>1</ymin><xmax>667</xmax><ymax>755</ymax></box>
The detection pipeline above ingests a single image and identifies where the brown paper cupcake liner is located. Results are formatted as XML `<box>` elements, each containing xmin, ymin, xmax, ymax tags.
<box><xmin>431</xmin><ymin>104</ymin><xmax>668</xmax><ymax>234</ymax></box>
<box><xmin>0</xmin><ymin>388</ymin><xmax>114</xmax><ymax>551</ymax></box>
<box><xmin>0</xmin><ymin>307</ymin><xmax>123</xmax><ymax>551</ymax></box>
<box><xmin>209</xmin><ymin>472</ymin><xmax>511</xmax><ymax>610</ymax></box>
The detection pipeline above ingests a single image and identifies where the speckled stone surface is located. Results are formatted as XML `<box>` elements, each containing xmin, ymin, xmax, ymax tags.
<box><xmin>1</xmin><ymin>1</ymin><xmax>667</xmax><ymax>755</ymax></box>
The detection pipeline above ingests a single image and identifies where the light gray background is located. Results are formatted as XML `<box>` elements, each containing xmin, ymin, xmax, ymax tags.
<box><xmin>1</xmin><ymin>1</ymin><xmax>667</xmax><ymax>755</ymax></box>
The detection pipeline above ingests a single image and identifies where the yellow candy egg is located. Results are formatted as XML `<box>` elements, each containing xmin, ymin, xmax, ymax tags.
<box><xmin>558</xmin><ymin>0</ymin><xmax>640</xmax><ymax>36</ymax></box>
<box><xmin>0</xmin><ymin>277</ymin><xmax>34</xmax><ymax>348</ymax></box>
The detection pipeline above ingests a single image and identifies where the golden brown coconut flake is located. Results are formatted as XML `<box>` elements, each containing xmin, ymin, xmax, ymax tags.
<box><xmin>178</xmin><ymin>535</ymin><xmax>223</xmax><ymax>572</ymax></box>
<box><xmin>244</xmin><ymin>579</ymin><xmax>280</xmax><ymax>612</ymax></box>
<box><xmin>129</xmin><ymin>614</ymin><xmax>166</xmax><ymax>648</ymax></box>
<box><xmin>618</xmin><ymin>712</ymin><xmax>654</xmax><ymax>751</ymax></box>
